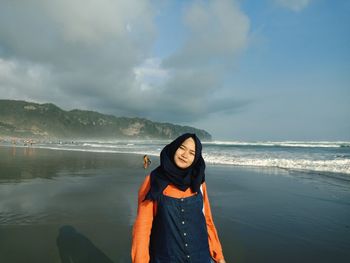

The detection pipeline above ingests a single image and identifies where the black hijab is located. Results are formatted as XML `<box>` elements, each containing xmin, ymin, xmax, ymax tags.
<box><xmin>144</xmin><ymin>133</ymin><xmax>206</xmax><ymax>201</ymax></box>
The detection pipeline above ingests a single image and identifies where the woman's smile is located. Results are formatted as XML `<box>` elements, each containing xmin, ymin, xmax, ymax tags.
<box><xmin>178</xmin><ymin>157</ymin><xmax>187</xmax><ymax>163</ymax></box>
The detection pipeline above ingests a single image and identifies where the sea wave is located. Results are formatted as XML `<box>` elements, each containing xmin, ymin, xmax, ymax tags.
<box><xmin>33</xmin><ymin>144</ymin><xmax>350</xmax><ymax>175</ymax></box>
<box><xmin>203</xmin><ymin>154</ymin><xmax>350</xmax><ymax>175</ymax></box>
<box><xmin>3</xmin><ymin>140</ymin><xmax>349</xmax><ymax>176</ymax></box>
<box><xmin>205</xmin><ymin>141</ymin><xmax>350</xmax><ymax>148</ymax></box>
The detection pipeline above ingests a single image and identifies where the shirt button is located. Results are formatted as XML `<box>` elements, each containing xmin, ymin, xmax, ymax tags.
<box><xmin>182</xmin><ymin>221</ymin><xmax>185</xmax><ymax>224</ymax></box>
<box><xmin>183</xmin><ymin>232</ymin><xmax>187</xmax><ymax>236</ymax></box>
<box><xmin>185</xmin><ymin>243</ymin><xmax>188</xmax><ymax>247</ymax></box>
<box><xmin>187</xmin><ymin>255</ymin><xmax>190</xmax><ymax>258</ymax></box>
<box><xmin>181</xmin><ymin>208</ymin><xmax>185</xmax><ymax>212</ymax></box>
<box><xmin>181</xmin><ymin>198</ymin><xmax>184</xmax><ymax>202</ymax></box>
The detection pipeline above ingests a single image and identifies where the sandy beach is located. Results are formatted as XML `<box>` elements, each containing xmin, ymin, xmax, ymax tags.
<box><xmin>0</xmin><ymin>146</ymin><xmax>350</xmax><ymax>263</ymax></box>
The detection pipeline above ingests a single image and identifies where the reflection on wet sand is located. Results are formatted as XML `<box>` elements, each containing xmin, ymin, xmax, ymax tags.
<box><xmin>0</xmin><ymin>147</ymin><xmax>144</xmax><ymax>263</ymax></box>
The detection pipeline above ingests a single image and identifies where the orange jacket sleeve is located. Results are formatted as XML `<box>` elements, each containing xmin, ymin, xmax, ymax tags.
<box><xmin>202</xmin><ymin>182</ymin><xmax>225</xmax><ymax>262</ymax></box>
<box><xmin>131</xmin><ymin>175</ymin><xmax>154</xmax><ymax>263</ymax></box>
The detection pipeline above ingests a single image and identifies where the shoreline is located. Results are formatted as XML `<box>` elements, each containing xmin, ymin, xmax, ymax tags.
<box><xmin>1</xmin><ymin>143</ymin><xmax>350</xmax><ymax>181</ymax></box>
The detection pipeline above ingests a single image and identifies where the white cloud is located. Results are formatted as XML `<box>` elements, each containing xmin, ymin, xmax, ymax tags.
<box><xmin>46</xmin><ymin>0</ymin><xmax>155</xmax><ymax>45</ymax></box>
<box><xmin>0</xmin><ymin>0</ymin><xmax>156</xmax><ymax>111</ymax></box>
<box><xmin>165</xmin><ymin>0</ymin><xmax>250</xmax><ymax>67</ymax></box>
<box><xmin>0</xmin><ymin>0</ymin><xmax>250</xmax><ymax>122</ymax></box>
<box><xmin>274</xmin><ymin>0</ymin><xmax>312</xmax><ymax>12</ymax></box>
<box><xmin>154</xmin><ymin>0</ymin><xmax>251</xmax><ymax>121</ymax></box>
<box><xmin>133</xmin><ymin>58</ymin><xmax>170</xmax><ymax>91</ymax></box>
<box><xmin>0</xmin><ymin>58</ymin><xmax>55</xmax><ymax>103</ymax></box>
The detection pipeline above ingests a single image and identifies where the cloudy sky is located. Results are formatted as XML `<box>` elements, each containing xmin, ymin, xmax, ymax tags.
<box><xmin>0</xmin><ymin>0</ymin><xmax>349</xmax><ymax>140</ymax></box>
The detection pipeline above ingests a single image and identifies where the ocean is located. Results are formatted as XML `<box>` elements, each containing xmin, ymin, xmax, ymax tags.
<box><xmin>7</xmin><ymin>139</ymin><xmax>349</xmax><ymax>176</ymax></box>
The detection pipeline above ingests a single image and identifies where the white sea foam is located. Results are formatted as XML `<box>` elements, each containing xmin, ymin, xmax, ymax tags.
<box><xmin>34</xmin><ymin>145</ymin><xmax>161</xmax><ymax>157</ymax></box>
<box><xmin>82</xmin><ymin>143</ymin><xmax>125</xmax><ymax>148</ymax></box>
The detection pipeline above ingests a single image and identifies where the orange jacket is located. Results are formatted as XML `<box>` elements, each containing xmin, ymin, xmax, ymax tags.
<box><xmin>131</xmin><ymin>174</ymin><xmax>225</xmax><ymax>263</ymax></box>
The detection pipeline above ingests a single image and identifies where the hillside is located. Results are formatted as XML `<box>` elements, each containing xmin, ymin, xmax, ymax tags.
<box><xmin>0</xmin><ymin>100</ymin><xmax>212</xmax><ymax>140</ymax></box>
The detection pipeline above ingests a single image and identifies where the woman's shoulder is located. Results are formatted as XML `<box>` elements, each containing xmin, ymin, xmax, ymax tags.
<box><xmin>144</xmin><ymin>174</ymin><xmax>151</xmax><ymax>181</ymax></box>
<box><xmin>137</xmin><ymin>174</ymin><xmax>152</xmax><ymax>202</ymax></box>
<box><xmin>138</xmin><ymin>174</ymin><xmax>151</xmax><ymax>192</ymax></box>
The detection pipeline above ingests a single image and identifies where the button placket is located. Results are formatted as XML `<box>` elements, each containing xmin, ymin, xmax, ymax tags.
<box><xmin>180</xmin><ymin>198</ymin><xmax>190</xmax><ymax>260</ymax></box>
<box><xmin>180</xmin><ymin>199</ymin><xmax>186</xmax><ymax>237</ymax></box>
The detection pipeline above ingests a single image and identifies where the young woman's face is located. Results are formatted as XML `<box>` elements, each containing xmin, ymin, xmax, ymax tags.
<box><xmin>174</xmin><ymin>137</ymin><xmax>196</xmax><ymax>169</ymax></box>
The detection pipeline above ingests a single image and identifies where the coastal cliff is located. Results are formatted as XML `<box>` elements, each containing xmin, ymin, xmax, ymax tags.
<box><xmin>0</xmin><ymin>100</ymin><xmax>212</xmax><ymax>140</ymax></box>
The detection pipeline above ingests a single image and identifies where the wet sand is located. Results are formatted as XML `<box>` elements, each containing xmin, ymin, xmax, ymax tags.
<box><xmin>0</xmin><ymin>146</ymin><xmax>350</xmax><ymax>263</ymax></box>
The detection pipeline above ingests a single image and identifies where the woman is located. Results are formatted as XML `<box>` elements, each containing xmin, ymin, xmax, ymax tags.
<box><xmin>132</xmin><ymin>133</ymin><xmax>226</xmax><ymax>263</ymax></box>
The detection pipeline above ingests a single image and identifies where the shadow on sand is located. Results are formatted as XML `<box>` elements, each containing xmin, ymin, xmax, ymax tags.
<box><xmin>56</xmin><ymin>225</ymin><xmax>115</xmax><ymax>263</ymax></box>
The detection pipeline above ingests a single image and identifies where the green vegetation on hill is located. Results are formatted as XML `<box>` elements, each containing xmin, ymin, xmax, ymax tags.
<box><xmin>0</xmin><ymin>100</ymin><xmax>212</xmax><ymax>140</ymax></box>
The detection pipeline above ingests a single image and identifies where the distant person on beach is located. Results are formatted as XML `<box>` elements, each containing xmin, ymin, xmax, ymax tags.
<box><xmin>143</xmin><ymin>155</ymin><xmax>151</xmax><ymax>169</ymax></box>
<box><xmin>132</xmin><ymin>133</ymin><xmax>226</xmax><ymax>263</ymax></box>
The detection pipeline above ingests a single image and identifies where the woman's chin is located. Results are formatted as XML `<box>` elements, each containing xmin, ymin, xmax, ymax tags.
<box><xmin>175</xmin><ymin>160</ymin><xmax>190</xmax><ymax>169</ymax></box>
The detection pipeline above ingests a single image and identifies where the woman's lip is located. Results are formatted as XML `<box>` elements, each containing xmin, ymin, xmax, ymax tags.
<box><xmin>178</xmin><ymin>157</ymin><xmax>187</xmax><ymax>163</ymax></box>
